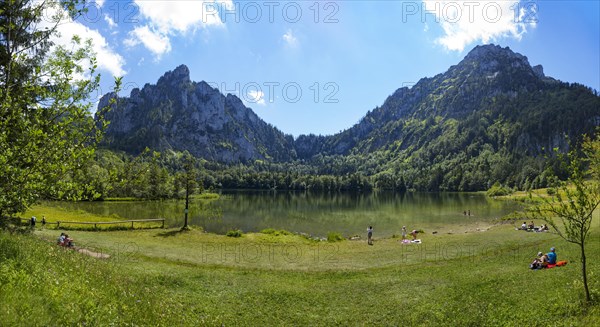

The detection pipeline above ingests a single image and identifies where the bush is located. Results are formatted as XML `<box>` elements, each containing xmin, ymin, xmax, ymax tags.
<box><xmin>486</xmin><ymin>182</ymin><xmax>512</xmax><ymax>197</ymax></box>
<box><xmin>260</xmin><ymin>228</ymin><xmax>292</xmax><ymax>236</ymax></box>
<box><xmin>327</xmin><ymin>232</ymin><xmax>345</xmax><ymax>242</ymax></box>
<box><xmin>226</xmin><ymin>229</ymin><xmax>243</xmax><ymax>237</ymax></box>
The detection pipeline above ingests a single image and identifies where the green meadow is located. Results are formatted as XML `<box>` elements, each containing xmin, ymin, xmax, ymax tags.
<box><xmin>1</xmin><ymin>200</ymin><xmax>599</xmax><ymax>326</ymax></box>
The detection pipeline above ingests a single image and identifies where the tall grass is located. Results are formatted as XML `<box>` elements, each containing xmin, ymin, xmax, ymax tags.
<box><xmin>0</xmin><ymin>232</ymin><xmax>190</xmax><ymax>325</ymax></box>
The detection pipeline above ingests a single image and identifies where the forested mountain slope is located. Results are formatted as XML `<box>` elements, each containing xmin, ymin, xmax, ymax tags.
<box><xmin>295</xmin><ymin>44</ymin><xmax>599</xmax><ymax>190</ymax></box>
<box><xmin>98</xmin><ymin>44</ymin><xmax>599</xmax><ymax>191</ymax></box>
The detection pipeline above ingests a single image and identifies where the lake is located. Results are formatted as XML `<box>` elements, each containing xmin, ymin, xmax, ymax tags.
<box><xmin>47</xmin><ymin>191</ymin><xmax>522</xmax><ymax>237</ymax></box>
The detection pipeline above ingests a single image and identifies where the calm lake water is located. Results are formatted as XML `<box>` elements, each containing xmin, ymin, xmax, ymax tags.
<box><xmin>48</xmin><ymin>191</ymin><xmax>522</xmax><ymax>237</ymax></box>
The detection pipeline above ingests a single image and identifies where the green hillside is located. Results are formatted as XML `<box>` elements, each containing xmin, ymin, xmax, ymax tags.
<box><xmin>93</xmin><ymin>45</ymin><xmax>599</xmax><ymax>195</ymax></box>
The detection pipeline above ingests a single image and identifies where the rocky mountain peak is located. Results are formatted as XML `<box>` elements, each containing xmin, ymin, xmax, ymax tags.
<box><xmin>464</xmin><ymin>44</ymin><xmax>524</xmax><ymax>61</ymax></box>
<box><xmin>100</xmin><ymin>65</ymin><xmax>295</xmax><ymax>163</ymax></box>
<box><xmin>157</xmin><ymin>64</ymin><xmax>191</xmax><ymax>87</ymax></box>
<box><xmin>532</xmin><ymin>64</ymin><xmax>545</xmax><ymax>78</ymax></box>
<box><xmin>461</xmin><ymin>44</ymin><xmax>532</xmax><ymax>73</ymax></box>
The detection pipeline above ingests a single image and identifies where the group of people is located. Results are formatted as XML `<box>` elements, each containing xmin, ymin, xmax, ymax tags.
<box><xmin>401</xmin><ymin>226</ymin><xmax>419</xmax><ymax>241</ymax></box>
<box><xmin>57</xmin><ymin>233</ymin><xmax>74</xmax><ymax>248</ymax></box>
<box><xmin>520</xmin><ymin>221</ymin><xmax>549</xmax><ymax>232</ymax></box>
<box><xmin>29</xmin><ymin>215</ymin><xmax>47</xmax><ymax>228</ymax></box>
<box><xmin>530</xmin><ymin>247</ymin><xmax>557</xmax><ymax>269</ymax></box>
<box><xmin>366</xmin><ymin>225</ymin><xmax>420</xmax><ymax>245</ymax></box>
<box><xmin>365</xmin><ymin>224</ymin><xmax>562</xmax><ymax>271</ymax></box>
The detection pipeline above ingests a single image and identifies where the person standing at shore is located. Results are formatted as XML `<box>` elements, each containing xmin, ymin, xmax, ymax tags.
<box><xmin>401</xmin><ymin>226</ymin><xmax>407</xmax><ymax>240</ymax></box>
<box><xmin>367</xmin><ymin>226</ymin><xmax>373</xmax><ymax>245</ymax></box>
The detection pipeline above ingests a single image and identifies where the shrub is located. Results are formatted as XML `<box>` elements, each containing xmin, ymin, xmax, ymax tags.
<box><xmin>226</xmin><ymin>229</ymin><xmax>243</xmax><ymax>237</ymax></box>
<box><xmin>327</xmin><ymin>232</ymin><xmax>345</xmax><ymax>242</ymax></box>
<box><xmin>261</xmin><ymin>228</ymin><xmax>277</xmax><ymax>234</ymax></box>
<box><xmin>260</xmin><ymin>228</ymin><xmax>292</xmax><ymax>236</ymax></box>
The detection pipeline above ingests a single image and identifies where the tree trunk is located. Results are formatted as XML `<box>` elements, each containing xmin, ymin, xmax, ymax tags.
<box><xmin>580</xmin><ymin>242</ymin><xmax>591</xmax><ymax>302</ymax></box>
<box><xmin>184</xmin><ymin>185</ymin><xmax>189</xmax><ymax>228</ymax></box>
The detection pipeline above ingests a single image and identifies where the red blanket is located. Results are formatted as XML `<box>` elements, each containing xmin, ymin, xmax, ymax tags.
<box><xmin>546</xmin><ymin>260</ymin><xmax>568</xmax><ymax>268</ymax></box>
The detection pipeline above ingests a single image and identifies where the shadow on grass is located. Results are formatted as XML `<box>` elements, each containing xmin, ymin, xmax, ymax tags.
<box><xmin>155</xmin><ymin>226</ymin><xmax>193</xmax><ymax>238</ymax></box>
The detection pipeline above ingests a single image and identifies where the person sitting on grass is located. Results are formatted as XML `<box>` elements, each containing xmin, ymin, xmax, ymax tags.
<box><xmin>547</xmin><ymin>247</ymin><xmax>557</xmax><ymax>265</ymax></box>
<box><xmin>530</xmin><ymin>252</ymin><xmax>545</xmax><ymax>269</ymax></box>
<box><xmin>521</xmin><ymin>222</ymin><xmax>527</xmax><ymax>230</ymax></box>
<box><xmin>64</xmin><ymin>234</ymin><xmax>74</xmax><ymax>248</ymax></box>
<box><xmin>57</xmin><ymin>233</ymin><xmax>66</xmax><ymax>245</ymax></box>
<box><xmin>58</xmin><ymin>233</ymin><xmax>74</xmax><ymax>248</ymax></box>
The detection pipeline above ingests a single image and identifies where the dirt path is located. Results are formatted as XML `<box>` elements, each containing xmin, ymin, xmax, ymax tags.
<box><xmin>37</xmin><ymin>233</ymin><xmax>111</xmax><ymax>259</ymax></box>
<box><xmin>77</xmin><ymin>248</ymin><xmax>110</xmax><ymax>259</ymax></box>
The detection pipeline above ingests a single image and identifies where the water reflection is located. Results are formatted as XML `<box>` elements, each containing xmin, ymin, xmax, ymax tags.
<box><xmin>49</xmin><ymin>191</ymin><xmax>520</xmax><ymax>237</ymax></box>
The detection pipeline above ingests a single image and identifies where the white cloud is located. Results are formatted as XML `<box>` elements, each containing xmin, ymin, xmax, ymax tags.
<box><xmin>124</xmin><ymin>25</ymin><xmax>171</xmax><ymax>58</ymax></box>
<box><xmin>43</xmin><ymin>4</ymin><xmax>126</xmax><ymax>77</ymax></box>
<box><xmin>283</xmin><ymin>29</ymin><xmax>298</xmax><ymax>48</ymax></box>
<box><xmin>104</xmin><ymin>14</ymin><xmax>117</xmax><ymax>29</ymax></box>
<box><xmin>93</xmin><ymin>0</ymin><xmax>105</xmax><ymax>8</ymax></box>
<box><xmin>422</xmin><ymin>0</ymin><xmax>536</xmax><ymax>51</ymax></box>
<box><xmin>246</xmin><ymin>90</ymin><xmax>266</xmax><ymax>106</ymax></box>
<box><xmin>128</xmin><ymin>1</ymin><xmax>233</xmax><ymax>60</ymax></box>
<box><xmin>134</xmin><ymin>0</ymin><xmax>232</xmax><ymax>34</ymax></box>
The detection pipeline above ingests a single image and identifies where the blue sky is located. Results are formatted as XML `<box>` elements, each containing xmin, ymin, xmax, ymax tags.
<box><xmin>51</xmin><ymin>0</ymin><xmax>600</xmax><ymax>137</ymax></box>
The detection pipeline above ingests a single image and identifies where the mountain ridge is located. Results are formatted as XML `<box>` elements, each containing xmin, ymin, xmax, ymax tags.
<box><xmin>98</xmin><ymin>44</ymin><xmax>599</xmax><ymax>190</ymax></box>
<box><xmin>294</xmin><ymin>44</ymin><xmax>596</xmax><ymax>158</ymax></box>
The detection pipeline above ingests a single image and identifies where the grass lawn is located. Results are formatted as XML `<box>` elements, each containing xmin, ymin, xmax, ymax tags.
<box><xmin>2</xmin><ymin>200</ymin><xmax>599</xmax><ymax>325</ymax></box>
<box><xmin>20</xmin><ymin>220</ymin><xmax>600</xmax><ymax>325</ymax></box>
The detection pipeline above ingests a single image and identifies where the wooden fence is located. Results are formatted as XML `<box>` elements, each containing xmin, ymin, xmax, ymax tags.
<box><xmin>21</xmin><ymin>218</ymin><xmax>165</xmax><ymax>229</ymax></box>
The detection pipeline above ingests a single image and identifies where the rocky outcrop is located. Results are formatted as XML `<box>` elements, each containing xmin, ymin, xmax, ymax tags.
<box><xmin>100</xmin><ymin>65</ymin><xmax>295</xmax><ymax>163</ymax></box>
